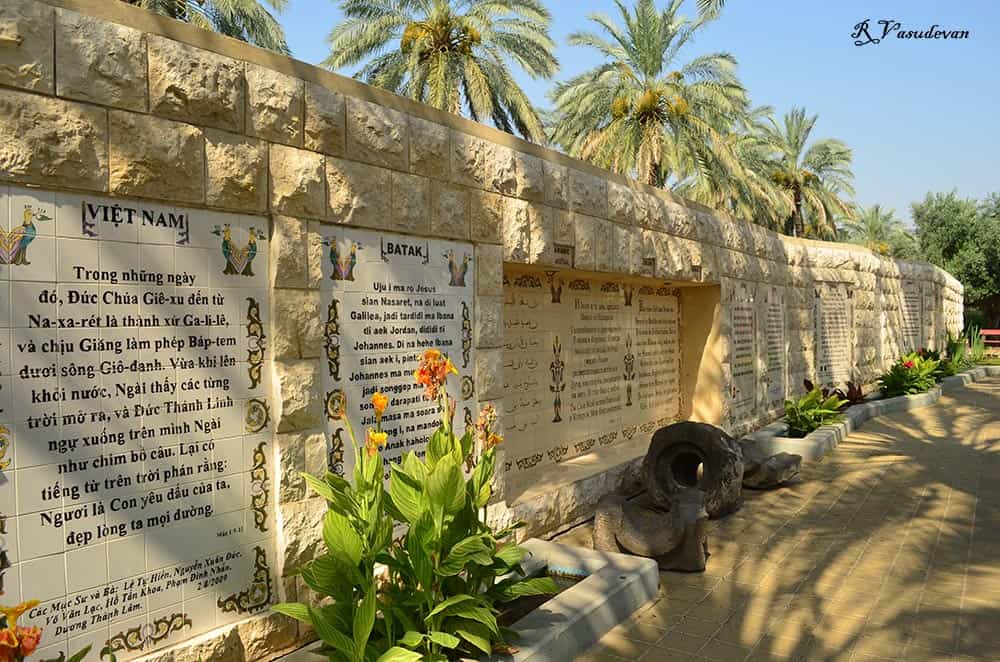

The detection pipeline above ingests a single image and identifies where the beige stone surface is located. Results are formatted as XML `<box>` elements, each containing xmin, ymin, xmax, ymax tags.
<box><xmin>451</xmin><ymin>131</ymin><xmax>489</xmax><ymax>189</ymax></box>
<box><xmin>569</xmin><ymin>168</ymin><xmax>608</xmax><ymax>218</ymax></box>
<box><xmin>502</xmin><ymin>198</ymin><xmax>532</xmax><ymax>262</ymax></box>
<box><xmin>470</xmin><ymin>189</ymin><xmax>504</xmax><ymax>244</ymax></box>
<box><xmin>475</xmin><ymin>295</ymin><xmax>503</xmax><ymax>348</ymax></box>
<box><xmin>271</xmin><ymin>290</ymin><xmax>323</xmax><ymax>360</ymax></box>
<box><xmin>475</xmin><ymin>348</ymin><xmax>503</xmax><ymax>400</ymax></box>
<box><xmin>205</xmin><ymin>129</ymin><xmax>267</xmax><ymax>211</ymax></box>
<box><xmin>270</xmin><ymin>144</ymin><xmax>325</xmax><ymax>219</ymax></box>
<box><xmin>56</xmin><ymin>9</ymin><xmax>147</xmax><ymax>111</ymax></box>
<box><xmin>390</xmin><ymin>171</ymin><xmax>430</xmax><ymax>234</ymax></box>
<box><xmin>544</xmin><ymin>161</ymin><xmax>570</xmax><ymax>209</ymax></box>
<box><xmin>246</xmin><ymin>63</ymin><xmax>304</xmax><ymax>145</ymax></box>
<box><xmin>579</xmin><ymin>378</ymin><xmax>1000</xmax><ymax>661</ymax></box>
<box><xmin>489</xmin><ymin>146</ymin><xmax>544</xmax><ymax>201</ymax></box>
<box><xmin>281</xmin><ymin>497</ymin><xmax>326</xmax><ymax>568</ymax></box>
<box><xmin>410</xmin><ymin>116</ymin><xmax>450</xmax><ymax>179</ymax></box>
<box><xmin>276</xmin><ymin>431</ymin><xmax>307</xmax><ymax>503</ymax></box>
<box><xmin>430</xmin><ymin>180</ymin><xmax>470</xmax><ymax>239</ymax></box>
<box><xmin>148</xmin><ymin>35</ymin><xmax>244</xmax><ymax>132</ymax></box>
<box><xmin>326</xmin><ymin>156</ymin><xmax>391</xmax><ymax>229</ymax></box>
<box><xmin>346</xmin><ymin>96</ymin><xmax>408</xmax><ymax>170</ymax></box>
<box><xmin>109</xmin><ymin>111</ymin><xmax>204</xmax><ymax>203</ymax></box>
<box><xmin>0</xmin><ymin>89</ymin><xmax>107</xmax><ymax>191</ymax></box>
<box><xmin>270</xmin><ymin>214</ymin><xmax>308</xmax><ymax>289</ymax></box>
<box><xmin>573</xmin><ymin>213</ymin><xmax>597</xmax><ymax>271</ymax></box>
<box><xmin>476</xmin><ymin>243</ymin><xmax>503</xmax><ymax>296</ymax></box>
<box><xmin>528</xmin><ymin>203</ymin><xmax>556</xmax><ymax>266</ymax></box>
<box><xmin>236</xmin><ymin>613</ymin><xmax>299</xmax><ymax>661</ymax></box>
<box><xmin>304</xmin><ymin>82</ymin><xmax>345</xmax><ymax>155</ymax></box>
<box><xmin>0</xmin><ymin>0</ymin><xmax>54</xmax><ymax>93</ymax></box>
<box><xmin>275</xmin><ymin>360</ymin><xmax>323</xmax><ymax>432</ymax></box>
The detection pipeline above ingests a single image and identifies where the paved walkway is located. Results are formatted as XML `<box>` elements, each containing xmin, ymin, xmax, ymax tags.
<box><xmin>558</xmin><ymin>378</ymin><xmax>1000</xmax><ymax>661</ymax></box>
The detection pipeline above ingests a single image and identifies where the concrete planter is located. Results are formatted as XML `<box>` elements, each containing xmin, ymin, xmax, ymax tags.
<box><xmin>743</xmin><ymin>365</ymin><xmax>1000</xmax><ymax>462</ymax></box>
<box><xmin>277</xmin><ymin>539</ymin><xmax>658</xmax><ymax>662</ymax></box>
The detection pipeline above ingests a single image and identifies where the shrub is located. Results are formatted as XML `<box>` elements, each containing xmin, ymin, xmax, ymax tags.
<box><xmin>273</xmin><ymin>350</ymin><xmax>557</xmax><ymax>661</ymax></box>
<box><xmin>878</xmin><ymin>352</ymin><xmax>939</xmax><ymax>397</ymax></box>
<box><xmin>784</xmin><ymin>387</ymin><xmax>848</xmax><ymax>438</ymax></box>
<box><xmin>967</xmin><ymin>325</ymin><xmax>987</xmax><ymax>364</ymax></box>
<box><xmin>802</xmin><ymin>379</ymin><xmax>865</xmax><ymax>408</ymax></box>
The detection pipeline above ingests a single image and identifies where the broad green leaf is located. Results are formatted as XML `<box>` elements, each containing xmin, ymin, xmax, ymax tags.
<box><xmin>66</xmin><ymin>645</ymin><xmax>92</xmax><ymax>662</ymax></box>
<box><xmin>375</xmin><ymin>647</ymin><xmax>423</xmax><ymax>662</ymax></box>
<box><xmin>401</xmin><ymin>451</ymin><xmax>428</xmax><ymax>480</ymax></box>
<box><xmin>455</xmin><ymin>626</ymin><xmax>491</xmax><ymax>655</ymax></box>
<box><xmin>323</xmin><ymin>510</ymin><xmax>364</xmax><ymax>565</ymax></box>
<box><xmin>438</xmin><ymin>535</ymin><xmax>492</xmax><ymax>576</ymax></box>
<box><xmin>388</xmin><ymin>465</ymin><xmax>425</xmax><ymax>524</ymax></box>
<box><xmin>491</xmin><ymin>576</ymin><xmax>560</xmax><ymax>601</ymax></box>
<box><xmin>353</xmin><ymin>589</ymin><xmax>377</xmax><ymax>652</ymax></box>
<box><xmin>426</xmin><ymin>594</ymin><xmax>477</xmax><ymax>619</ymax></box>
<box><xmin>494</xmin><ymin>544</ymin><xmax>527</xmax><ymax>567</ymax></box>
<box><xmin>458</xmin><ymin>428</ymin><xmax>473</xmax><ymax>460</ymax></box>
<box><xmin>427</xmin><ymin>631</ymin><xmax>461</xmax><ymax>649</ymax></box>
<box><xmin>308</xmin><ymin>605</ymin><xmax>356</xmax><ymax>657</ymax></box>
<box><xmin>302</xmin><ymin>472</ymin><xmax>339</xmax><ymax>502</ymax></box>
<box><xmin>426</xmin><ymin>426</ymin><xmax>451</xmax><ymax>466</ymax></box>
<box><xmin>398</xmin><ymin>631</ymin><xmax>424</xmax><ymax>647</ymax></box>
<box><xmin>427</xmin><ymin>456</ymin><xmax>466</xmax><ymax>522</ymax></box>
<box><xmin>442</xmin><ymin>604</ymin><xmax>499</xmax><ymax>636</ymax></box>
<box><xmin>271</xmin><ymin>601</ymin><xmax>311</xmax><ymax>623</ymax></box>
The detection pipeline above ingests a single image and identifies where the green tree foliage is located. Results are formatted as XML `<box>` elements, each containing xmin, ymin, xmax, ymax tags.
<box><xmin>843</xmin><ymin>204</ymin><xmax>917</xmax><ymax>258</ymax></box>
<box><xmin>912</xmin><ymin>191</ymin><xmax>1000</xmax><ymax>325</ymax></box>
<box><xmin>124</xmin><ymin>0</ymin><xmax>289</xmax><ymax>53</ymax></box>
<box><xmin>762</xmin><ymin>107</ymin><xmax>855</xmax><ymax>238</ymax></box>
<box><xmin>326</xmin><ymin>0</ymin><xmax>558</xmax><ymax>143</ymax></box>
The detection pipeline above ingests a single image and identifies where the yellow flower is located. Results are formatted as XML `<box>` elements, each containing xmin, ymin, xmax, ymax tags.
<box><xmin>365</xmin><ymin>429</ymin><xmax>388</xmax><ymax>458</ymax></box>
<box><xmin>486</xmin><ymin>433</ymin><xmax>503</xmax><ymax>450</ymax></box>
<box><xmin>371</xmin><ymin>392</ymin><xmax>389</xmax><ymax>420</ymax></box>
<box><xmin>0</xmin><ymin>601</ymin><xmax>38</xmax><ymax>630</ymax></box>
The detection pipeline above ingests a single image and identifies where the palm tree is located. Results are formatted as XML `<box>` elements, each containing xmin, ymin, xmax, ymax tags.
<box><xmin>843</xmin><ymin>204</ymin><xmax>916</xmax><ymax>256</ymax></box>
<box><xmin>124</xmin><ymin>0</ymin><xmax>289</xmax><ymax>53</ymax></box>
<box><xmin>762</xmin><ymin>107</ymin><xmax>854</xmax><ymax>237</ymax></box>
<box><xmin>547</xmin><ymin>0</ymin><xmax>749</xmax><ymax>186</ymax></box>
<box><xmin>325</xmin><ymin>0</ymin><xmax>558</xmax><ymax>143</ymax></box>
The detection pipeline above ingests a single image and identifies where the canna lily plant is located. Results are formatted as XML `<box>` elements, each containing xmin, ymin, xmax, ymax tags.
<box><xmin>274</xmin><ymin>349</ymin><xmax>557</xmax><ymax>661</ymax></box>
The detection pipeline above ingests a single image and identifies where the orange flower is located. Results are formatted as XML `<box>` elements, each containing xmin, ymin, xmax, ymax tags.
<box><xmin>365</xmin><ymin>429</ymin><xmax>388</xmax><ymax>458</ymax></box>
<box><xmin>413</xmin><ymin>350</ymin><xmax>458</xmax><ymax>400</ymax></box>
<box><xmin>485</xmin><ymin>433</ymin><xmax>503</xmax><ymax>450</ymax></box>
<box><xmin>16</xmin><ymin>626</ymin><xmax>40</xmax><ymax>655</ymax></box>
<box><xmin>371</xmin><ymin>392</ymin><xmax>389</xmax><ymax>420</ymax></box>
<box><xmin>0</xmin><ymin>628</ymin><xmax>16</xmax><ymax>650</ymax></box>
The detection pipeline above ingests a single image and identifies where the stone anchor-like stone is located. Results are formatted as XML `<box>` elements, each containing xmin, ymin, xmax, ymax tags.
<box><xmin>593</xmin><ymin>422</ymin><xmax>802</xmax><ymax>572</ymax></box>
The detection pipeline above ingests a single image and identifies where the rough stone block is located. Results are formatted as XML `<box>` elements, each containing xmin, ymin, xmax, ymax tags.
<box><xmin>470</xmin><ymin>189</ymin><xmax>503</xmax><ymax>244</ymax></box>
<box><xmin>391</xmin><ymin>171</ymin><xmax>430</xmax><ymax>234</ymax></box>
<box><xmin>276</xmin><ymin>431</ymin><xmax>307</xmax><ymax>502</ymax></box>
<box><xmin>569</xmin><ymin>168</ymin><xmax>607</xmax><ymax>218</ymax></box>
<box><xmin>246</xmin><ymin>64</ymin><xmax>304</xmax><ymax>146</ymax></box>
<box><xmin>205</xmin><ymin>129</ymin><xmax>266</xmax><ymax>212</ymax></box>
<box><xmin>502</xmin><ymin>198</ymin><xmax>531</xmax><ymax>263</ymax></box>
<box><xmin>488</xmin><ymin>146</ymin><xmax>544</xmax><ymax>200</ymax></box>
<box><xmin>594</xmin><ymin>217</ymin><xmax>614</xmax><ymax>271</ymax></box>
<box><xmin>326</xmin><ymin>157</ymin><xmax>391</xmax><ymax>229</ymax></box>
<box><xmin>307</xmin><ymin>220</ymin><xmax>324</xmax><ymax>288</ymax></box>
<box><xmin>270</xmin><ymin>144</ymin><xmax>325</xmax><ymax>219</ymax></box>
<box><xmin>304</xmin><ymin>82</ymin><xmax>345</xmax><ymax>155</ymax></box>
<box><xmin>346</xmin><ymin>96</ymin><xmax>408</xmax><ymax>170</ymax></box>
<box><xmin>0</xmin><ymin>0</ymin><xmax>54</xmax><ymax>93</ymax></box>
<box><xmin>0</xmin><ymin>90</ymin><xmax>107</xmax><ymax>191</ymax></box>
<box><xmin>281</xmin><ymin>497</ymin><xmax>325</xmax><ymax>568</ymax></box>
<box><xmin>608</xmin><ymin>182</ymin><xmax>644</xmax><ymax>226</ymax></box>
<box><xmin>109</xmin><ymin>111</ymin><xmax>204</xmax><ymax>203</ymax></box>
<box><xmin>573</xmin><ymin>213</ymin><xmax>596</xmax><ymax>271</ymax></box>
<box><xmin>148</xmin><ymin>35</ymin><xmax>244</xmax><ymax>132</ymax></box>
<box><xmin>475</xmin><ymin>295</ymin><xmax>503</xmax><ymax>349</ymax></box>
<box><xmin>236</xmin><ymin>612</ymin><xmax>299</xmax><ymax>661</ymax></box>
<box><xmin>451</xmin><ymin>131</ymin><xmax>489</xmax><ymax>189</ymax></box>
<box><xmin>543</xmin><ymin>161</ymin><xmax>569</xmax><ymax>209</ymax></box>
<box><xmin>528</xmin><ymin>203</ymin><xmax>556</xmax><ymax>266</ymax></box>
<box><xmin>430</xmin><ymin>181</ymin><xmax>469</xmax><ymax>239</ymax></box>
<box><xmin>270</xmin><ymin>215</ymin><xmax>308</xmax><ymax>289</ymax></box>
<box><xmin>410</xmin><ymin>116</ymin><xmax>450</xmax><ymax>179</ymax></box>
<box><xmin>476</xmin><ymin>244</ymin><xmax>503</xmax><ymax>296</ymax></box>
<box><xmin>552</xmin><ymin>208</ymin><xmax>574</xmax><ymax>247</ymax></box>
<box><xmin>56</xmin><ymin>9</ymin><xmax>147</xmax><ymax>111</ymax></box>
<box><xmin>276</xmin><ymin>360</ymin><xmax>323</xmax><ymax>433</ymax></box>
<box><xmin>476</xmin><ymin>348</ymin><xmax>504</xmax><ymax>400</ymax></box>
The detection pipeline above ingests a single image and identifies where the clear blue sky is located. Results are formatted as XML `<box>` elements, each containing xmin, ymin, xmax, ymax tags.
<box><xmin>279</xmin><ymin>0</ymin><xmax>1000</xmax><ymax>222</ymax></box>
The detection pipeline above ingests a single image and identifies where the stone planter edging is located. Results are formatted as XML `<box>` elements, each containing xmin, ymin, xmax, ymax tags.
<box><xmin>743</xmin><ymin>365</ymin><xmax>1000</xmax><ymax>462</ymax></box>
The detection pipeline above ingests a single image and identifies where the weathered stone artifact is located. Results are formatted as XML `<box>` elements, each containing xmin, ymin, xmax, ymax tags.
<box><xmin>593</xmin><ymin>422</ymin><xmax>802</xmax><ymax>571</ymax></box>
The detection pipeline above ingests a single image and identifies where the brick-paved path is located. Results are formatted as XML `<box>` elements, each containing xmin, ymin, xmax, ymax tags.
<box><xmin>558</xmin><ymin>378</ymin><xmax>1000</xmax><ymax>661</ymax></box>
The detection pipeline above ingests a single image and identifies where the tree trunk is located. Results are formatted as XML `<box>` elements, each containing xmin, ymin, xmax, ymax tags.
<box><xmin>785</xmin><ymin>188</ymin><xmax>804</xmax><ymax>237</ymax></box>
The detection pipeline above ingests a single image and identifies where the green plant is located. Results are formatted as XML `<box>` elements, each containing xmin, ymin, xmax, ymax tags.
<box><xmin>802</xmin><ymin>379</ymin><xmax>865</xmax><ymax>408</ymax></box>
<box><xmin>967</xmin><ymin>325</ymin><xmax>987</xmax><ymax>364</ymax></box>
<box><xmin>878</xmin><ymin>352</ymin><xmax>939</xmax><ymax>397</ymax></box>
<box><xmin>274</xmin><ymin>350</ymin><xmax>557</xmax><ymax>661</ymax></box>
<box><xmin>946</xmin><ymin>332</ymin><xmax>970</xmax><ymax>368</ymax></box>
<box><xmin>784</xmin><ymin>387</ymin><xmax>847</xmax><ymax>438</ymax></box>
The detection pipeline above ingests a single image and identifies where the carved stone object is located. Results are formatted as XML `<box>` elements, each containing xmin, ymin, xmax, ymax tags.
<box><xmin>742</xmin><ymin>450</ymin><xmax>802</xmax><ymax>489</ymax></box>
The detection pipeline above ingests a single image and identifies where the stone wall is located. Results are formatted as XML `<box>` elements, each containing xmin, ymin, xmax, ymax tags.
<box><xmin>0</xmin><ymin>1</ymin><xmax>963</xmax><ymax>660</ymax></box>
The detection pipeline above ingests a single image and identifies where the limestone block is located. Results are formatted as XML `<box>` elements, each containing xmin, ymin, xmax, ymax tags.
<box><xmin>469</xmin><ymin>189</ymin><xmax>503</xmax><ymax>244</ymax></box>
<box><xmin>475</xmin><ymin>296</ymin><xmax>503</xmax><ymax>349</ymax></box>
<box><xmin>451</xmin><ymin>131</ymin><xmax>489</xmax><ymax>189</ymax></box>
<box><xmin>502</xmin><ymin>198</ymin><xmax>531</xmax><ymax>263</ymax></box>
<box><xmin>573</xmin><ymin>213</ymin><xmax>596</xmax><ymax>271</ymax></box>
<box><xmin>0</xmin><ymin>90</ymin><xmax>107</xmax><ymax>191</ymax></box>
<box><xmin>276</xmin><ymin>431</ymin><xmax>307</xmax><ymax>502</ymax></box>
<box><xmin>612</xmin><ymin>223</ymin><xmax>631</xmax><ymax>274</ymax></box>
<box><xmin>693</xmin><ymin>210</ymin><xmax>724</xmax><ymax>247</ymax></box>
<box><xmin>663</xmin><ymin>199</ymin><xmax>697</xmax><ymax>239</ymax></box>
<box><xmin>270</xmin><ymin>215</ymin><xmax>307</xmax><ymax>289</ymax></box>
<box><xmin>528</xmin><ymin>203</ymin><xmax>556</xmax><ymax>266</ymax></box>
<box><xmin>56</xmin><ymin>10</ymin><xmax>147</xmax><ymax>111</ymax></box>
<box><xmin>488</xmin><ymin>146</ymin><xmax>544</xmax><ymax>201</ymax></box>
<box><xmin>205</xmin><ymin>129</ymin><xmax>266</xmax><ymax>212</ymax></box>
<box><xmin>109</xmin><ymin>111</ymin><xmax>204</xmax><ymax>203</ymax></box>
<box><xmin>304</xmin><ymin>429</ymin><xmax>329</xmax><ymax>476</ymax></box>
<box><xmin>148</xmin><ymin>35</ymin><xmax>244</xmax><ymax>132</ymax></box>
<box><xmin>307</xmin><ymin>221</ymin><xmax>324</xmax><ymax>288</ymax></box>
<box><xmin>276</xmin><ymin>360</ymin><xmax>323</xmax><ymax>432</ymax></box>
<box><xmin>326</xmin><ymin>157</ymin><xmax>391</xmax><ymax>229</ymax></box>
<box><xmin>272</xmin><ymin>290</ymin><xmax>323</xmax><ymax>361</ymax></box>
<box><xmin>303</xmin><ymin>82</ymin><xmax>346</xmax><ymax>155</ymax></box>
<box><xmin>476</xmin><ymin>348</ymin><xmax>504</xmax><ymax>400</ymax></box>
<box><xmin>608</xmin><ymin>182</ymin><xmax>645</xmax><ymax>227</ymax></box>
<box><xmin>390</xmin><ymin>171</ymin><xmax>430</xmax><ymax>234</ymax></box>
<box><xmin>346</xmin><ymin>96</ymin><xmax>408</xmax><ymax>170</ymax></box>
<box><xmin>236</xmin><ymin>612</ymin><xmax>299</xmax><ymax>661</ymax></box>
<box><xmin>281</xmin><ymin>497</ymin><xmax>325</xmax><ymax>568</ymax></box>
<box><xmin>430</xmin><ymin>181</ymin><xmax>469</xmax><ymax>239</ymax></box>
<box><xmin>246</xmin><ymin>64</ymin><xmax>304</xmax><ymax>145</ymax></box>
<box><xmin>552</xmin><ymin>208</ymin><xmax>574</xmax><ymax>247</ymax></box>
<box><xmin>410</xmin><ymin>116</ymin><xmax>450</xmax><ymax>179</ymax></box>
<box><xmin>168</xmin><ymin>627</ymin><xmax>244</xmax><ymax>662</ymax></box>
<box><xmin>594</xmin><ymin>217</ymin><xmax>614</xmax><ymax>272</ymax></box>
<box><xmin>0</xmin><ymin>0</ymin><xmax>53</xmax><ymax>93</ymax></box>
<box><xmin>543</xmin><ymin>161</ymin><xmax>569</xmax><ymax>209</ymax></box>
<box><xmin>476</xmin><ymin>244</ymin><xmax>503</xmax><ymax>296</ymax></box>
<box><xmin>569</xmin><ymin>168</ymin><xmax>607</xmax><ymax>218</ymax></box>
<box><xmin>270</xmin><ymin>144</ymin><xmax>325</xmax><ymax>219</ymax></box>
